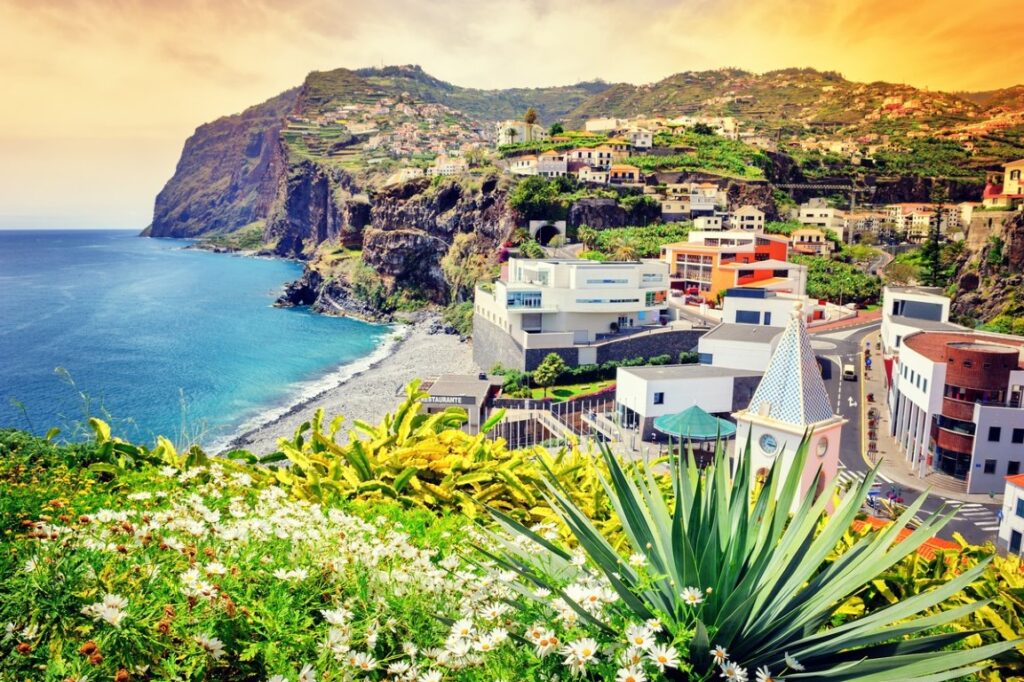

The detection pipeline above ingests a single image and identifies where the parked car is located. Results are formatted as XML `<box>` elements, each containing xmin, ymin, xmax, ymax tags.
<box><xmin>842</xmin><ymin>364</ymin><xmax>857</xmax><ymax>381</ymax></box>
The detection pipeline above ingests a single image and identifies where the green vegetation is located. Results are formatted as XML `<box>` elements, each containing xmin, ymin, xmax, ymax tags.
<box><xmin>626</xmin><ymin>130</ymin><xmax>770</xmax><ymax>179</ymax></box>
<box><xmin>200</xmin><ymin>221</ymin><xmax>268</xmax><ymax>251</ymax></box>
<box><xmin>491</xmin><ymin>436</ymin><xmax>1021</xmax><ymax>681</ymax></box>
<box><xmin>440</xmin><ymin>233</ymin><xmax>496</xmax><ymax>303</ymax></box>
<box><xmin>441</xmin><ymin>301</ymin><xmax>473</xmax><ymax>336</ymax></box>
<box><xmin>1</xmin><ymin>380</ymin><xmax>1022</xmax><ymax>680</ymax></box>
<box><xmin>592</xmin><ymin>223</ymin><xmax>692</xmax><ymax>258</ymax></box>
<box><xmin>529</xmin><ymin>379</ymin><xmax>615</xmax><ymax>401</ymax></box>
<box><xmin>790</xmin><ymin>254</ymin><xmax>882</xmax><ymax>304</ymax></box>
<box><xmin>533</xmin><ymin>353</ymin><xmax>570</xmax><ymax>397</ymax></box>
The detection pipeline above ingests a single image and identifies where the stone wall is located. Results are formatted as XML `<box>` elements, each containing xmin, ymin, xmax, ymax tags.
<box><xmin>472</xmin><ymin>313</ymin><xmax>527</xmax><ymax>371</ymax></box>
<box><xmin>595</xmin><ymin>329</ymin><xmax>704</xmax><ymax>365</ymax></box>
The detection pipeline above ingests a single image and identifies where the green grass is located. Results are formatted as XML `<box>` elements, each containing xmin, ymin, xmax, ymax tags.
<box><xmin>530</xmin><ymin>379</ymin><xmax>614</xmax><ymax>401</ymax></box>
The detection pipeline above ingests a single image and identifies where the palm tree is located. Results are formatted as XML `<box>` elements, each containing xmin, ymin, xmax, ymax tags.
<box><xmin>610</xmin><ymin>237</ymin><xmax>637</xmax><ymax>261</ymax></box>
<box><xmin>505</xmin><ymin>127</ymin><xmax>517</xmax><ymax>146</ymax></box>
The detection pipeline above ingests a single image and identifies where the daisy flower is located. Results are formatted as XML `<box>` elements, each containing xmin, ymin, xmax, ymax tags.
<box><xmin>194</xmin><ymin>634</ymin><xmax>225</xmax><ymax>660</ymax></box>
<box><xmin>720</xmin><ymin>661</ymin><xmax>749</xmax><ymax>682</ymax></box>
<box><xmin>711</xmin><ymin>645</ymin><xmax>729</xmax><ymax>664</ymax></box>
<box><xmin>680</xmin><ymin>586</ymin><xmax>704</xmax><ymax>606</ymax></box>
<box><xmin>625</xmin><ymin>623</ymin><xmax>655</xmax><ymax>650</ymax></box>
<box><xmin>616</xmin><ymin>666</ymin><xmax>648</xmax><ymax>682</ymax></box>
<box><xmin>647</xmin><ymin>643</ymin><xmax>680</xmax><ymax>671</ymax></box>
<box><xmin>784</xmin><ymin>652</ymin><xmax>805</xmax><ymax>671</ymax></box>
<box><xmin>755</xmin><ymin>666</ymin><xmax>777</xmax><ymax>682</ymax></box>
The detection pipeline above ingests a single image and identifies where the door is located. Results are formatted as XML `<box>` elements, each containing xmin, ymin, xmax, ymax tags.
<box><xmin>1012</xmin><ymin>530</ymin><xmax>1023</xmax><ymax>555</ymax></box>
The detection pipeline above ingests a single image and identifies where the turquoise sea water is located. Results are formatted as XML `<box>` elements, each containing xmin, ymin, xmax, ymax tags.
<box><xmin>0</xmin><ymin>230</ymin><xmax>390</xmax><ymax>446</ymax></box>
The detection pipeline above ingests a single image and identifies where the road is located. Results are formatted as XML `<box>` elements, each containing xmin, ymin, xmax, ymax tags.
<box><xmin>812</xmin><ymin>321</ymin><xmax>1002</xmax><ymax>545</ymax></box>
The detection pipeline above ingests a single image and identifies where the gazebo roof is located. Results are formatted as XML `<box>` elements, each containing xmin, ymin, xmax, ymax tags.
<box><xmin>653</xmin><ymin>404</ymin><xmax>736</xmax><ymax>441</ymax></box>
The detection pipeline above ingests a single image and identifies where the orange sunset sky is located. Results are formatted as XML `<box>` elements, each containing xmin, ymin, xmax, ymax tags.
<box><xmin>1</xmin><ymin>0</ymin><xmax>1023</xmax><ymax>229</ymax></box>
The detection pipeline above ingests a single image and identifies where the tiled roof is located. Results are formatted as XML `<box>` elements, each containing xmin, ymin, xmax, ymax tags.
<box><xmin>851</xmin><ymin>517</ymin><xmax>961</xmax><ymax>561</ymax></box>
<box><xmin>744</xmin><ymin>303</ymin><xmax>835</xmax><ymax>426</ymax></box>
<box><xmin>1006</xmin><ymin>473</ymin><xmax>1024</xmax><ymax>488</ymax></box>
<box><xmin>902</xmin><ymin>331</ymin><xmax>1024</xmax><ymax>364</ymax></box>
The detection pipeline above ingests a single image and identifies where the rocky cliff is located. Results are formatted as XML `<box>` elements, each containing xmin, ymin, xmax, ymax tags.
<box><xmin>950</xmin><ymin>211</ymin><xmax>1024</xmax><ymax>327</ymax></box>
<box><xmin>274</xmin><ymin>176</ymin><xmax>517</xmax><ymax>318</ymax></box>
<box><xmin>148</xmin><ymin>89</ymin><xmax>298</xmax><ymax>238</ymax></box>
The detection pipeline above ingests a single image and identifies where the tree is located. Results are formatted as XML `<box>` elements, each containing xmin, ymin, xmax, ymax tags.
<box><xmin>609</xmin><ymin>237</ymin><xmax>638</xmax><ymax>261</ymax></box>
<box><xmin>533</xmin><ymin>353</ymin><xmax>567</xmax><ymax>397</ymax></box>
<box><xmin>692</xmin><ymin>122</ymin><xmax>715</xmax><ymax>135</ymax></box>
<box><xmin>524</xmin><ymin>107</ymin><xmax>538</xmax><ymax>125</ymax></box>
<box><xmin>577</xmin><ymin>225</ymin><xmax>598</xmax><ymax>250</ymax></box>
<box><xmin>884</xmin><ymin>262</ymin><xmax>918</xmax><ymax>286</ymax></box>
<box><xmin>920</xmin><ymin>185</ymin><xmax>948</xmax><ymax>287</ymax></box>
<box><xmin>548</xmin><ymin>121</ymin><xmax>564</xmax><ymax>136</ymax></box>
<box><xmin>505</xmin><ymin>127</ymin><xmax>518</xmax><ymax>145</ymax></box>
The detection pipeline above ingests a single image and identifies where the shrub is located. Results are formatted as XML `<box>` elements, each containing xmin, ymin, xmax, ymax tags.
<box><xmin>441</xmin><ymin>301</ymin><xmax>474</xmax><ymax>336</ymax></box>
<box><xmin>488</xmin><ymin>437</ymin><xmax>1019</xmax><ymax>681</ymax></box>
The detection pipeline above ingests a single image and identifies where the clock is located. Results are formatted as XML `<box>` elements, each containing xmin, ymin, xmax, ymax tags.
<box><xmin>816</xmin><ymin>437</ymin><xmax>829</xmax><ymax>458</ymax></box>
<box><xmin>759</xmin><ymin>433</ymin><xmax>778</xmax><ymax>456</ymax></box>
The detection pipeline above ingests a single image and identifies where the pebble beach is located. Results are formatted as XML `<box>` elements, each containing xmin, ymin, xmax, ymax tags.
<box><xmin>223</xmin><ymin>317</ymin><xmax>478</xmax><ymax>455</ymax></box>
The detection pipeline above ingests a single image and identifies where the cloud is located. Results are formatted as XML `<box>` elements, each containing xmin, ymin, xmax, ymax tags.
<box><xmin>1</xmin><ymin>0</ymin><xmax>1023</xmax><ymax>227</ymax></box>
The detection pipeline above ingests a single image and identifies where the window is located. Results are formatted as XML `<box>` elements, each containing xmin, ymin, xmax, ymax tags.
<box><xmin>653</xmin><ymin>392</ymin><xmax>664</xmax><ymax>405</ymax></box>
<box><xmin>984</xmin><ymin>459</ymin><xmax>997</xmax><ymax>474</ymax></box>
<box><xmin>989</xmin><ymin>426</ymin><xmax>1002</xmax><ymax>442</ymax></box>
<box><xmin>1014</xmin><ymin>429</ymin><xmax>1024</xmax><ymax>444</ymax></box>
<box><xmin>1009</xmin><ymin>461</ymin><xmax>1021</xmax><ymax>476</ymax></box>
<box><xmin>735</xmin><ymin>310</ymin><xmax>760</xmax><ymax>324</ymax></box>
<box><xmin>1017</xmin><ymin>498</ymin><xmax>1024</xmax><ymax>519</ymax></box>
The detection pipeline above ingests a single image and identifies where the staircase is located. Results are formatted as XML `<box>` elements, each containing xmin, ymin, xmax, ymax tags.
<box><xmin>921</xmin><ymin>470</ymin><xmax>968</xmax><ymax>495</ymax></box>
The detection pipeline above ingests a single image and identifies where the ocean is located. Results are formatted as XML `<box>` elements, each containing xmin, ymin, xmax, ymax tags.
<box><xmin>0</xmin><ymin>230</ymin><xmax>391</xmax><ymax>448</ymax></box>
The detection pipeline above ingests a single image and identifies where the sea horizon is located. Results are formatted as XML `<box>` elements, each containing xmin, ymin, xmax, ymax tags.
<box><xmin>0</xmin><ymin>229</ymin><xmax>391</xmax><ymax>447</ymax></box>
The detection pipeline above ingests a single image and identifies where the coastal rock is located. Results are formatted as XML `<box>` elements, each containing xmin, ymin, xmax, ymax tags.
<box><xmin>567</xmin><ymin>198</ymin><xmax>627</xmax><ymax>229</ymax></box>
<box><xmin>275</xmin><ymin>269</ymin><xmax>323</xmax><ymax>307</ymax></box>
<box><xmin>149</xmin><ymin>89</ymin><xmax>298</xmax><ymax>238</ymax></box>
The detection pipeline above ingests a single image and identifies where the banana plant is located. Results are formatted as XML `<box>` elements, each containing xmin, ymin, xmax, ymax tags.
<box><xmin>485</xmin><ymin>433</ymin><xmax>1021</xmax><ymax>681</ymax></box>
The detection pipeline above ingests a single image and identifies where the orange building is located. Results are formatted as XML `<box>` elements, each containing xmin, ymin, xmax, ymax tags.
<box><xmin>660</xmin><ymin>231</ymin><xmax>796</xmax><ymax>300</ymax></box>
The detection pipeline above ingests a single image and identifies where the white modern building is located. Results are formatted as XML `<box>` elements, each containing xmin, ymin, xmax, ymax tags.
<box><xmin>880</xmin><ymin>286</ymin><xmax>959</xmax><ymax>356</ymax></box>
<box><xmin>509</xmin><ymin>155</ymin><xmax>538</xmax><ymax>176</ymax></box>
<box><xmin>721</xmin><ymin>288</ymin><xmax>823</xmax><ymax>328</ymax></box>
<box><xmin>798</xmin><ymin>199</ymin><xmax>846</xmax><ymax>241</ymax></box>
<box><xmin>690</xmin><ymin>184</ymin><xmax>720</xmax><ymax>216</ymax></box>
<box><xmin>429</xmin><ymin>155</ymin><xmax>468</xmax><ymax>176</ymax></box>
<box><xmin>697</xmin><ymin>323</ymin><xmax>783</xmax><ymax>372</ymax></box>
<box><xmin>473</xmin><ymin>258</ymin><xmax>674</xmax><ymax>370</ymax></box>
<box><xmin>889</xmin><ymin>330</ymin><xmax>1024</xmax><ymax>494</ymax></box>
<box><xmin>615</xmin><ymin>365</ymin><xmax>761</xmax><ymax>441</ymax></box>
<box><xmin>733</xmin><ymin>302</ymin><xmax>846</xmax><ymax>506</ymax></box>
<box><xmin>730</xmin><ymin>205</ymin><xmax>766</xmax><ymax>231</ymax></box>
<box><xmin>998</xmin><ymin>474</ymin><xmax>1024</xmax><ymax>555</ymax></box>
<box><xmin>626</xmin><ymin>128</ymin><xmax>654</xmax><ymax>149</ymax></box>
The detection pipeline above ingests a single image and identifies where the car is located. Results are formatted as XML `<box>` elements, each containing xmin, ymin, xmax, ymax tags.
<box><xmin>842</xmin><ymin>364</ymin><xmax>857</xmax><ymax>381</ymax></box>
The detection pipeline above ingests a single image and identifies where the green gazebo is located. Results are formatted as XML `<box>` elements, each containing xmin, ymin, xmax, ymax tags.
<box><xmin>653</xmin><ymin>404</ymin><xmax>736</xmax><ymax>442</ymax></box>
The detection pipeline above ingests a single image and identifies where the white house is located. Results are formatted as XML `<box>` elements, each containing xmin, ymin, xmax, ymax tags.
<box><xmin>730</xmin><ymin>205</ymin><xmax>766</xmax><ymax>232</ymax></box>
<box><xmin>537</xmin><ymin>150</ymin><xmax>568</xmax><ymax>177</ymax></box>
<box><xmin>429</xmin><ymin>155</ymin><xmax>468</xmax><ymax>176</ymax></box>
<box><xmin>584</xmin><ymin>117</ymin><xmax>626</xmax><ymax>133</ymax></box>
<box><xmin>496</xmin><ymin>120</ymin><xmax>548</xmax><ymax>147</ymax></box>
<box><xmin>626</xmin><ymin>128</ymin><xmax>653</xmax><ymax>149</ymax></box>
<box><xmin>693</xmin><ymin>216</ymin><xmax>723</xmax><ymax>231</ymax></box>
<box><xmin>690</xmin><ymin>184</ymin><xmax>719</xmax><ymax>216</ymax></box>
<box><xmin>998</xmin><ymin>474</ymin><xmax>1024</xmax><ymax>555</ymax></box>
<box><xmin>577</xmin><ymin>166</ymin><xmax>609</xmax><ymax>184</ymax></box>
<box><xmin>798</xmin><ymin>199</ymin><xmax>846</xmax><ymax>240</ymax></box>
<box><xmin>880</xmin><ymin>286</ymin><xmax>959</xmax><ymax>357</ymax></box>
<box><xmin>733</xmin><ymin>302</ymin><xmax>846</xmax><ymax>507</ymax></box>
<box><xmin>721</xmin><ymin>288</ymin><xmax>821</xmax><ymax>328</ymax></box>
<box><xmin>697</xmin><ymin>323</ymin><xmax>782</xmax><ymax>372</ymax></box>
<box><xmin>615</xmin><ymin>365</ymin><xmax>761</xmax><ymax>441</ymax></box>
<box><xmin>509</xmin><ymin>155</ymin><xmax>539</xmax><ymax>176</ymax></box>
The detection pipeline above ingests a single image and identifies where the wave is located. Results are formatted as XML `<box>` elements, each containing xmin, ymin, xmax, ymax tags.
<box><xmin>208</xmin><ymin>327</ymin><xmax>403</xmax><ymax>453</ymax></box>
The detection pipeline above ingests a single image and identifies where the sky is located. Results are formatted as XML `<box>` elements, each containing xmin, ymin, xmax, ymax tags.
<box><xmin>2</xmin><ymin>0</ymin><xmax>1023</xmax><ymax>229</ymax></box>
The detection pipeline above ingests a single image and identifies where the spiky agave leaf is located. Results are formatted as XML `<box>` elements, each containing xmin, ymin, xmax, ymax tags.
<box><xmin>491</xmin><ymin>433</ymin><xmax>1020</xmax><ymax>681</ymax></box>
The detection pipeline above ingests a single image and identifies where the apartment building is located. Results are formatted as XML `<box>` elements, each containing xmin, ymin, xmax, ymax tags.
<box><xmin>981</xmin><ymin>159</ymin><xmax>1024</xmax><ymax>209</ymax></box>
<box><xmin>660</xmin><ymin>231</ymin><xmax>796</xmax><ymax>300</ymax></box>
<box><xmin>880</xmin><ymin>286</ymin><xmax>959</xmax><ymax>357</ymax></box>
<box><xmin>473</xmin><ymin>258</ymin><xmax>675</xmax><ymax>371</ymax></box>
<box><xmin>998</xmin><ymin>474</ymin><xmax>1024</xmax><ymax>555</ymax></box>
<box><xmin>537</xmin><ymin>150</ymin><xmax>568</xmax><ymax>177</ymax></box>
<box><xmin>889</xmin><ymin>330</ymin><xmax>1024</xmax><ymax>494</ymax></box>
<box><xmin>797</xmin><ymin>199</ymin><xmax>846</xmax><ymax>239</ymax></box>
<box><xmin>496</xmin><ymin>120</ymin><xmax>548</xmax><ymax>146</ymax></box>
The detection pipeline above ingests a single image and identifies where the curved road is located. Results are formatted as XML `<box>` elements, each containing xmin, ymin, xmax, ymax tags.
<box><xmin>813</xmin><ymin>321</ymin><xmax>1001</xmax><ymax>544</ymax></box>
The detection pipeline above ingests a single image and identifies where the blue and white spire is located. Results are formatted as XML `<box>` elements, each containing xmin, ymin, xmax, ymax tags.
<box><xmin>745</xmin><ymin>301</ymin><xmax>835</xmax><ymax>427</ymax></box>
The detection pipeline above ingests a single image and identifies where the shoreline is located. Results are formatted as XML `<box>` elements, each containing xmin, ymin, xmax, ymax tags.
<box><xmin>219</xmin><ymin>316</ymin><xmax>477</xmax><ymax>455</ymax></box>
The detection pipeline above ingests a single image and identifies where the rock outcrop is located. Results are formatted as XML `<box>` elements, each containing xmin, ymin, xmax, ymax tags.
<box><xmin>950</xmin><ymin>211</ymin><xmax>1024</xmax><ymax>325</ymax></box>
<box><xmin>149</xmin><ymin>89</ymin><xmax>298</xmax><ymax>237</ymax></box>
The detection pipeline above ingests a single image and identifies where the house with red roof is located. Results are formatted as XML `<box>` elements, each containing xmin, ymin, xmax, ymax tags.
<box><xmin>982</xmin><ymin>159</ymin><xmax>1024</xmax><ymax>209</ymax></box>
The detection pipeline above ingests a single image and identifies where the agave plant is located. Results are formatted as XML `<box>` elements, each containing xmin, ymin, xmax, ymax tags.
<box><xmin>486</xmin><ymin>434</ymin><xmax>1020</xmax><ymax>681</ymax></box>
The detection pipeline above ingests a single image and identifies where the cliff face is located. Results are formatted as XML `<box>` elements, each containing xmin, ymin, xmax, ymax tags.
<box><xmin>274</xmin><ymin>176</ymin><xmax>518</xmax><ymax>317</ymax></box>
<box><xmin>266</xmin><ymin>161</ymin><xmax>368</xmax><ymax>257</ymax></box>
<box><xmin>149</xmin><ymin>89</ymin><xmax>298</xmax><ymax>237</ymax></box>
<box><xmin>950</xmin><ymin>211</ymin><xmax>1024</xmax><ymax>325</ymax></box>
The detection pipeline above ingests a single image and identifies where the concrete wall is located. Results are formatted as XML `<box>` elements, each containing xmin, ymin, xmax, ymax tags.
<box><xmin>969</xmin><ymin>404</ymin><xmax>1024</xmax><ymax>494</ymax></box>
<box><xmin>595</xmin><ymin>329</ymin><xmax>704</xmax><ymax>365</ymax></box>
<box><xmin>473</xmin><ymin>313</ymin><xmax>527</xmax><ymax>371</ymax></box>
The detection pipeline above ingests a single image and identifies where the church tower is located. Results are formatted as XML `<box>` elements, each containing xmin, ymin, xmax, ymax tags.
<box><xmin>732</xmin><ymin>301</ymin><xmax>846</xmax><ymax>505</ymax></box>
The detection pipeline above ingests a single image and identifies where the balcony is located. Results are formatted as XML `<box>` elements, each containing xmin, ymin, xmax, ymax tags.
<box><xmin>941</xmin><ymin>397</ymin><xmax>977</xmax><ymax>421</ymax></box>
<box><xmin>931</xmin><ymin>423</ymin><xmax>974</xmax><ymax>454</ymax></box>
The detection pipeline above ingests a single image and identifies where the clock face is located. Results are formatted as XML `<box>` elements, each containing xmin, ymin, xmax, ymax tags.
<box><xmin>816</xmin><ymin>437</ymin><xmax>829</xmax><ymax>458</ymax></box>
<box><xmin>759</xmin><ymin>433</ymin><xmax>778</xmax><ymax>456</ymax></box>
